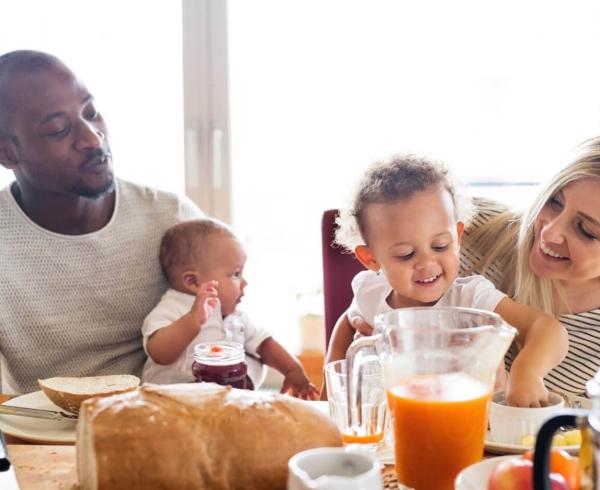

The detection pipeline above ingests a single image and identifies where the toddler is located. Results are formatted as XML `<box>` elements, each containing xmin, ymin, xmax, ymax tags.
<box><xmin>326</xmin><ymin>155</ymin><xmax>568</xmax><ymax>407</ymax></box>
<box><xmin>142</xmin><ymin>218</ymin><xmax>318</xmax><ymax>400</ymax></box>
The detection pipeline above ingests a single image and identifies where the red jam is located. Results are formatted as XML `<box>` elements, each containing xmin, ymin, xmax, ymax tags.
<box><xmin>192</xmin><ymin>341</ymin><xmax>251</xmax><ymax>390</ymax></box>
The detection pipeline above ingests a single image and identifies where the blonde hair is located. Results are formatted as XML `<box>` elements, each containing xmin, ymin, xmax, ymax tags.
<box><xmin>335</xmin><ymin>154</ymin><xmax>473</xmax><ymax>252</ymax></box>
<box><xmin>464</xmin><ymin>136</ymin><xmax>600</xmax><ymax>315</ymax></box>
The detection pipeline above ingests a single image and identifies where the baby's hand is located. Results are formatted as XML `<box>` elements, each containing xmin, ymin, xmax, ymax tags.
<box><xmin>505</xmin><ymin>370</ymin><xmax>549</xmax><ymax>407</ymax></box>
<box><xmin>189</xmin><ymin>280</ymin><xmax>219</xmax><ymax>327</ymax></box>
<box><xmin>280</xmin><ymin>367</ymin><xmax>319</xmax><ymax>401</ymax></box>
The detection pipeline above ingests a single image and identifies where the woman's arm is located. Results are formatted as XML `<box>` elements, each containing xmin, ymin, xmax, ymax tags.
<box><xmin>494</xmin><ymin>297</ymin><xmax>568</xmax><ymax>407</ymax></box>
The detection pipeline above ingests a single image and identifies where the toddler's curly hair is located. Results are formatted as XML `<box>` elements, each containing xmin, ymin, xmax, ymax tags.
<box><xmin>335</xmin><ymin>154</ymin><xmax>473</xmax><ymax>252</ymax></box>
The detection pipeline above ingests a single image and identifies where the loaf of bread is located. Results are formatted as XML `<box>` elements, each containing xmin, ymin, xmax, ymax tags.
<box><xmin>38</xmin><ymin>375</ymin><xmax>140</xmax><ymax>415</ymax></box>
<box><xmin>77</xmin><ymin>383</ymin><xmax>342</xmax><ymax>490</ymax></box>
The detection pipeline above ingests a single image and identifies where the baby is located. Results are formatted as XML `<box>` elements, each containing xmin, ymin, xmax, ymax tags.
<box><xmin>326</xmin><ymin>155</ymin><xmax>568</xmax><ymax>407</ymax></box>
<box><xmin>142</xmin><ymin>218</ymin><xmax>318</xmax><ymax>400</ymax></box>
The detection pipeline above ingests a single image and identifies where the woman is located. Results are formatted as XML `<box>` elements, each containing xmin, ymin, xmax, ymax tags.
<box><xmin>341</xmin><ymin>136</ymin><xmax>600</xmax><ymax>397</ymax></box>
<box><xmin>461</xmin><ymin>136</ymin><xmax>600</xmax><ymax>397</ymax></box>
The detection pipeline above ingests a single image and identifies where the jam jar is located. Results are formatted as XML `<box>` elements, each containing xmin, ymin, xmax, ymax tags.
<box><xmin>192</xmin><ymin>341</ymin><xmax>251</xmax><ymax>390</ymax></box>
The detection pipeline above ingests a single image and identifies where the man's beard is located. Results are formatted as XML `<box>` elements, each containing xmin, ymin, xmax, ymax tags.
<box><xmin>71</xmin><ymin>171</ymin><xmax>115</xmax><ymax>199</ymax></box>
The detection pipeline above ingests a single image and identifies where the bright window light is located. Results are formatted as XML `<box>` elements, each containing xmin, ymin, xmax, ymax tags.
<box><xmin>228</xmin><ymin>1</ymin><xmax>600</xmax><ymax>351</ymax></box>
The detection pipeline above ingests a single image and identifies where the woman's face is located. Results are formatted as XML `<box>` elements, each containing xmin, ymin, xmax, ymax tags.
<box><xmin>529</xmin><ymin>178</ymin><xmax>600</xmax><ymax>284</ymax></box>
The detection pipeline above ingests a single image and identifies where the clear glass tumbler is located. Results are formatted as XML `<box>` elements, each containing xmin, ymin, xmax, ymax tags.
<box><xmin>324</xmin><ymin>359</ymin><xmax>387</xmax><ymax>452</ymax></box>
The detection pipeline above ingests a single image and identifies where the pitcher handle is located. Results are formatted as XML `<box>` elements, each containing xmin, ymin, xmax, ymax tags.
<box><xmin>345</xmin><ymin>334</ymin><xmax>382</xmax><ymax>435</ymax></box>
<box><xmin>532</xmin><ymin>412</ymin><xmax>587</xmax><ymax>490</ymax></box>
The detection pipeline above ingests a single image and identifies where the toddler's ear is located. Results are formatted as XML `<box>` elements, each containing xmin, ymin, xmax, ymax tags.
<box><xmin>182</xmin><ymin>270</ymin><xmax>200</xmax><ymax>293</ymax></box>
<box><xmin>354</xmin><ymin>245</ymin><xmax>380</xmax><ymax>272</ymax></box>
<box><xmin>456</xmin><ymin>221</ymin><xmax>465</xmax><ymax>243</ymax></box>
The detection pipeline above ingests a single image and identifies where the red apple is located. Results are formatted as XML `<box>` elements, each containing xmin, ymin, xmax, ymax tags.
<box><xmin>487</xmin><ymin>457</ymin><xmax>570</xmax><ymax>490</ymax></box>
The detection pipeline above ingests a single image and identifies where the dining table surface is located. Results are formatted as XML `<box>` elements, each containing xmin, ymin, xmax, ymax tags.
<box><xmin>0</xmin><ymin>393</ymin><xmax>409</xmax><ymax>490</ymax></box>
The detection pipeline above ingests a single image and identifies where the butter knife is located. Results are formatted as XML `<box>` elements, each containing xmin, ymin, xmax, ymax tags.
<box><xmin>0</xmin><ymin>405</ymin><xmax>77</xmax><ymax>421</ymax></box>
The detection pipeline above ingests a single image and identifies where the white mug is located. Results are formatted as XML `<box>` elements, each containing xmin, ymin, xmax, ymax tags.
<box><xmin>287</xmin><ymin>447</ymin><xmax>382</xmax><ymax>490</ymax></box>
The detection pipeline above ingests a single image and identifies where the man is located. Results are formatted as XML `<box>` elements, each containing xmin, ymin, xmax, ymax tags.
<box><xmin>0</xmin><ymin>50</ymin><xmax>202</xmax><ymax>393</ymax></box>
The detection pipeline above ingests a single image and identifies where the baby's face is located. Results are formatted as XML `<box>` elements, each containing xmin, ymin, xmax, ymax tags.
<box><xmin>198</xmin><ymin>233</ymin><xmax>248</xmax><ymax>317</ymax></box>
<box><xmin>362</xmin><ymin>185</ymin><xmax>462</xmax><ymax>308</ymax></box>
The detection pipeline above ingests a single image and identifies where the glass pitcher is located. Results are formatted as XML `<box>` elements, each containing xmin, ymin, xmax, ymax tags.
<box><xmin>346</xmin><ymin>307</ymin><xmax>516</xmax><ymax>490</ymax></box>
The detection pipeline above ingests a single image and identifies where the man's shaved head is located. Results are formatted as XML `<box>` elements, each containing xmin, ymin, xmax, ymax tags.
<box><xmin>0</xmin><ymin>50</ymin><xmax>64</xmax><ymax>138</ymax></box>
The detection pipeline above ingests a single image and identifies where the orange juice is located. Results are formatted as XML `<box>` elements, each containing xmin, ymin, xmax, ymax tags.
<box><xmin>342</xmin><ymin>431</ymin><xmax>384</xmax><ymax>445</ymax></box>
<box><xmin>387</xmin><ymin>372</ymin><xmax>490</xmax><ymax>490</ymax></box>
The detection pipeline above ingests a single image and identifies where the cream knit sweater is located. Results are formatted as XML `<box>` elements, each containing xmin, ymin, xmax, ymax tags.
<box><xmin>0</xmin><ymin>179</ymin><xmax>202</xmax><ymax>393</ymax></box>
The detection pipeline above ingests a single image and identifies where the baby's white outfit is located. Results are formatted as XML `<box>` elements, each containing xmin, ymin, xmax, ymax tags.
<box><xmin>141</xmin><ymin>288</ymin><xmax>271</xmax><ymax>384</ymax></box>
<box><xmin>347</xmin><ymin>271</ymin><xmax>507</xmax><ymax>326</ymax></box>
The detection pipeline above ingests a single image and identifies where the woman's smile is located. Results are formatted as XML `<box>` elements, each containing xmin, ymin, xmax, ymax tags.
<box><xmin>539</xmin><ymin>240</ymin><xmax>569</xmax><ymax>260</ymax></box>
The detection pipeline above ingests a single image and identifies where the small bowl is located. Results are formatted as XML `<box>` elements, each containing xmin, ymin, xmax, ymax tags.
<box><xmin>488</xmin><ymin>391</ymin><xmax>565</xmax><ymax>445</ymax></box>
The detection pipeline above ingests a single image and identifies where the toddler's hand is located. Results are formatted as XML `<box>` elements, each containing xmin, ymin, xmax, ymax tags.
<box><xmin>349</xmin><ymin>315</ymin><xmax>374</xmax><ymax>337</ymax></box>
<box><xmin>505</xmin><ymin>370</ymin><xmax>549</xmax><ymax>407</ymax></box>
<box><xmin>281</xmin><ymin>367</ymin><xmax>319</xmax><ymax>401</ymax></box>
<box><xmin>189</xmin><ymin>280</ymin><xmax>219</xmax><ymax>328</ymax></box>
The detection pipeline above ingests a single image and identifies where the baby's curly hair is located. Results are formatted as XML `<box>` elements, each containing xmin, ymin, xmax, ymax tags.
<box><xmin>159</xmin><ymin>218</ymin><xmax>236</xmax><ymax>283</ymax></box>
<box><xmin>335</xmin><ymin>154</ymin><xmax>473</xmax><ymax>252</ymax></box>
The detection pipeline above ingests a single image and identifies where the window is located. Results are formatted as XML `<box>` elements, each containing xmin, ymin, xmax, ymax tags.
<box><xmin>6</xmin><ymin>2</ymin><xmax>600</xmax><ymax>354</ymax></box>
<box><xmin>226</xmin><ymin>1</ymin><xmax>600</xmax><ymax>350</ymax></box>
<box><xmin>0</xmin><ymin>0</ymin><xmax>185</xmax><ymax>194</ymax></box>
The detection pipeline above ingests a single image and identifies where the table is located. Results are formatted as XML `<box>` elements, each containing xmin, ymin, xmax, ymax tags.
<box><xmin>0</xmin><ymin>393</ymin><xmax>482</xmax><ymax>490</ymax></box>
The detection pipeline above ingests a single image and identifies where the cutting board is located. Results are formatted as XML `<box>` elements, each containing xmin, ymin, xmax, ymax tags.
<box><xmin>8</xmin><ymin>445</ymin><xmax>77</xmax><ymax>490</ymax></box>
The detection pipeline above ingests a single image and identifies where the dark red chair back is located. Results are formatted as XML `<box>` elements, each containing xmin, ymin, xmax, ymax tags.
<box><xmin>321</xmin><ymin>209</ymin><xmax>365</xmax><ymax>349</ymax></box>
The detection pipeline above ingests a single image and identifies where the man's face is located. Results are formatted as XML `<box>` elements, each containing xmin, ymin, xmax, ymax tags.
<box><xmin>2</xmin><ymin>64</ymin><xmax>113</xmax><ymax>198</ymax></box>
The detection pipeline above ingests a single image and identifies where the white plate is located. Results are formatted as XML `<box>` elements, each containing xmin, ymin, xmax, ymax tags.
<box><xmin>0</xmin><ymin>391</ymin><xmax>76</xmax><ymax>443</ymax></box>
<box><xmin>455</xmin><ymin>455</ymin><xmax>514</xmax><ymax>490</ymax></box>
<box><xmin>484</xmin><ymin>394</ymin><xmax>591</xmax><ymax>455</ymax></box>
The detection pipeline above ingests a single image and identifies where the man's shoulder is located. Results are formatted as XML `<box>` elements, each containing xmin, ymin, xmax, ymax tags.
<box><xmin>0</xmin><ymin>183</ymin><xmax>16</xmax><ymax>211</ymax></box>
<box><xmin>116</xmin><ymin>179</ymin><xmax>202</xmax><ymax>219</ymax></box>
<box><xmin>117</xmin><ymin>179</ymin><xmax>182</xmax><ymax>205</ymax></box>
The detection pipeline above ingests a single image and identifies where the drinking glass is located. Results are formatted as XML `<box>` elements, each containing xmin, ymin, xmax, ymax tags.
<box><xmin>324</xmin><ymin>359</ymin><xmax>387</xmax><ymax>452</ymax></box>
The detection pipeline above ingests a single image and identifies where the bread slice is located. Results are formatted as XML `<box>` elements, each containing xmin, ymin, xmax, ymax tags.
<box><xmin>38</xmin><ymin>375</ymin><xmax>140</xmax><ymax>415</ymax></box>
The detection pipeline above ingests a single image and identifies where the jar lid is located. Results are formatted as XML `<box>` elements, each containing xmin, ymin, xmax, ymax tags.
<box><xmin>193</xmin><ymin>341</ymin><xmax>244</xmax><ymax>366</ymax></box>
